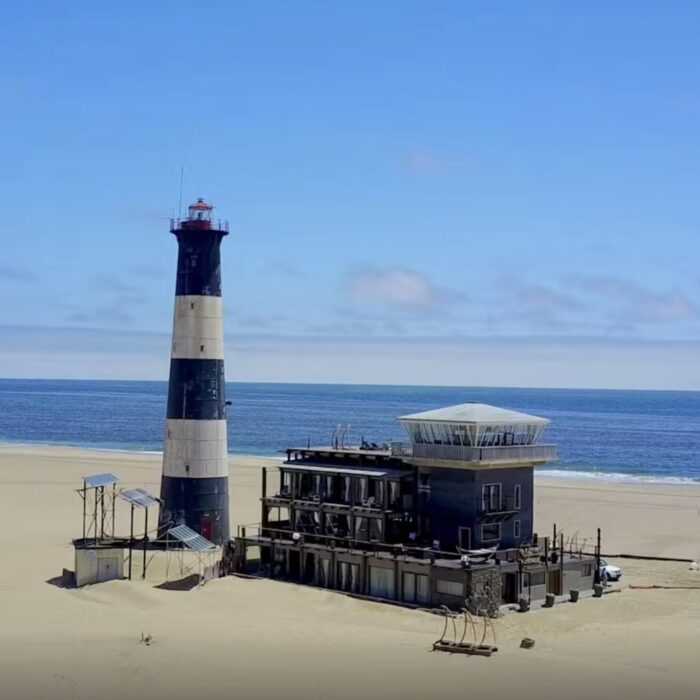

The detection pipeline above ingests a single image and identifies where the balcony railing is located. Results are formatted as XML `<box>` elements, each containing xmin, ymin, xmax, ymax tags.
<box><xmin>477</xmin><ymin>495</ymin><xmax>520</xmax><ymax>515</ymax></box>
<box><xmin>265</xmin><ymin>492</ymin><xmax>403</xmax><ymax>513</ymax></box>
<box><xmin>170</xmin><ymin>218</ymin><xmax>230</xmax><ymax>232</ymax></box>
<box><xmin>391</xmin><ymin>442</ymin><xmax>556</xmax><ymax>464</ymax></box>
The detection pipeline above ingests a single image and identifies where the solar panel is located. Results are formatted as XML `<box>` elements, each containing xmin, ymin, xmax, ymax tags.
<box><xmin>82</xmin><ymin>473</ymin><xmax>119</xmax><ymax>488</ymax></box>
<box><xmin>167</xmin><ymin>524</ymin><xmax>217</xmax><ymax>552</ymax></box>
<box><xmin>119</xmin><ymin>488</ymin><xmax>159</xmax><ymax>509</ymax></box>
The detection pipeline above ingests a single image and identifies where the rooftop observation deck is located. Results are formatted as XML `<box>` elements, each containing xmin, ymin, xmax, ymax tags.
<box><xmin>286</xmin><ymin>442</ymin><xmax>556</xmax><ymax>466</ymax></box>
<box><xmin>290</xmin><ymin>402</ymin><xmax>557</xmax><ymax>467</ymax></box>
<box><xmin>395</xmin><ymin>402</ymin><xmax>556</xmax><ymax>466</ymax></box>
<box><xmin>391</xmin><ymin>442</ymin><xmax>557</xmax><ymax>465</ymax></box>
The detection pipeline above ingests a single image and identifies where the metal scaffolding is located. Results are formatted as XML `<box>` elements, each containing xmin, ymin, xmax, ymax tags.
<box><xmin>118</xmin><ymin>488</ymin><xmax>161</xmax><ymax>580</ymax></box>
<box><xmin>77</xmin><ymin>473</ymin><xmax>119</xmax><ymax>543</ymax></box>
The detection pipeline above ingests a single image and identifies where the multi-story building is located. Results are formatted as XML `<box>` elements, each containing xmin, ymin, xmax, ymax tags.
<box><xmin>230</xmin><ymin>402</ymin><xmax>597</xmax><ymax>611</ymax></box>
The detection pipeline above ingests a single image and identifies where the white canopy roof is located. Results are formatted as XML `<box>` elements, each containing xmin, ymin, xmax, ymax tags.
<box><xmin>399</xmin><ymin>402</ymin><xmax>549</xmax><ymax>426</ymax></box>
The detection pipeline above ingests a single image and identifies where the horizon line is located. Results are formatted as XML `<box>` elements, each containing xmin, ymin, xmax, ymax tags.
<box><xmin>1</xmin><ymin>376</ymin><xmax>698</xmax><ymax>394</ymax></box>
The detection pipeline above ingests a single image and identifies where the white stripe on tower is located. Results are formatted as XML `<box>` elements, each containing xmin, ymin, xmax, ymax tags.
<box><xmin>170</xmin><ymin>296</ymin><xmax>224</xmax><ymax>360</ymax></box>
<box><xmin>163</xmin><ymin>419</ymin><xmax>228</xmax><ymax>478</ymax></box>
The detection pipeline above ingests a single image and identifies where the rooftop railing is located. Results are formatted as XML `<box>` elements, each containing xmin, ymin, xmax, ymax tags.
<box><xmin>391</xmin><ymin>442</ymin><xmax>556</xmax><ymax>464</ymax></box>
<box><xmin>170</xmin><ymin>218</ymin><xmax>230</xmax><ymax>232</ymax></box>
<box><xmin>264</xmin><ymin>490</ymin><xmax>406</xmax><ymax>513</ymax></box>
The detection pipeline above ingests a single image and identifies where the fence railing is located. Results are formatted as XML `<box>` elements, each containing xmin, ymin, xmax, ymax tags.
<box><xmin>391</xmin><ymin>442</ymin><xmax>556</xmax><ymax>463</ymax></box>
<box><xmin>170</xmin><ymin>217</ymin><xmax>230</xmax><ymax>232</ymax></box>
<box><xmin>238</xmin><ymin>523</ymin><xmax>468</xmax><ymax>562</ymax></box>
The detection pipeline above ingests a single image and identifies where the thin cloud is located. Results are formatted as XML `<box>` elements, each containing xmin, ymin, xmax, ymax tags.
<box><xmin>633</xmin><ymin>292</ymin><xmax>699</xmax><ymax>323</ymax></box>
<box><xmin>263</xmin><ymin>262</ymin><xmax>304</xmax><ymax>278</ymax></box>
<box><xmin>403</xmin><ymin>147</ymin><xmax>474</xmax><ymax>178</ymax></box>
<box><xmin>344</xmin><ymin>266</ymin><xmax>464</xmax><ymax>313</ymax></box>
<box><xmin>509</xmin><ymin>281</ymin><xmax>584</xmax><ymax>315</ymax></box>
<box><xmin>569</xmin><ymin>274</ymin><xmax>639</xmax><ymax>298</ymax></box>
<box><xmin>0</xmin><ymin>264</ymin><xmax>37</xmax><ymax>284</ymax></box>
<box><xmin>89</xmin><ymin>274</ymin><xmax>139</xmax><ymax>294</ymax></box>
<box><xmin>570</xmin><ymin>274</ymin><xmax>700</xmax><ymax>323</ymax></box>
<box><xmin>65</xmin><ymin>304</ymin><xmax>135</xmax><ymax>326</ymax></box>
<box><xmin>225</xmin><ymin>310</ymin><xmax>291</xmax><ymax>331</ymax></box>
<box><xmin>495</xmin><ymin>277</ymin><xmax>586</xmax><ymax>330</ymax></box>
<box><xmin>4</xmin><ymin>323</ymin><xmax>700</xmax><ymax>388</ymax></box>
<box><xmin>128</xmin><ymin>264</ymin><xmax>167</xmax><ymax>279</ymax></box>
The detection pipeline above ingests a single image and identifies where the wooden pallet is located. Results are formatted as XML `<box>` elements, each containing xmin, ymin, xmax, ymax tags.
<box><xmin>432</xmin><ymin>641</ymin><xmax>498</xmax><ymax>656</ymax></box>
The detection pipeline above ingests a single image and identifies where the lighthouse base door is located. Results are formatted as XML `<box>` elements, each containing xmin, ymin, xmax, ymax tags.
<box><xmin>200</xmin><ymin>515</ymin><xmax>212</xmax><ymax>541</ymax></box>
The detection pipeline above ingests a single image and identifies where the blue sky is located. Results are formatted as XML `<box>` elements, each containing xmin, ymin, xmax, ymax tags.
<box><xmin>2</xmin><ymin>1</ymin><xmax>700</xmax><ymax>388</ymax></box>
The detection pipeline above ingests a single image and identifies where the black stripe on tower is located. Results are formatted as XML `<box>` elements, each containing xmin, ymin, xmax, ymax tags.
<box><xmin>160</xmin><ymin>476</ymin><xmax>229</xmax><ymax>544</ymax></box>
<box><xmin>166</xmin><ymin>359</ymin><xmax>226</xmax><ymax>420</ymax></box>
<box><xmin>174</xmin><ymin>229</ymin><xmax>226</xmax><ymax>297</ymax></box>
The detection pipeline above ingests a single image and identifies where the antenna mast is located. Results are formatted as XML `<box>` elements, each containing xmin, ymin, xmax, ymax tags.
<box><xmin>178</xmin><ymin>164</ymin><xmax>184</xmax><ymax>217</ymax></box>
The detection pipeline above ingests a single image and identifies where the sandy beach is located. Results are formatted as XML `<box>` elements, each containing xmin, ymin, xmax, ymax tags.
<box><xmin>1</xmin><ymin>443</ymin><xmax>700</xmax><ymax>700</ymax></box>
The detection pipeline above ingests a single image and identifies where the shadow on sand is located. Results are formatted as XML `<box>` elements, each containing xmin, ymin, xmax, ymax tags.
<box><xmin>154</xmin><ymin>574</ymin><xmax>201</xmax><ymax>591</ymax></box>
<box><xmin>46</xmin><ymin>569</ymin><xmax>76</xmax><ymax>589</ymax></box>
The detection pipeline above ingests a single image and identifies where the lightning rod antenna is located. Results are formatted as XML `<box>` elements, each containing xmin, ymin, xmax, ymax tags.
<box><xmin>178</xmin><ymin>164</ymin><xmax>184</xmax><ymax>217</ymax></box>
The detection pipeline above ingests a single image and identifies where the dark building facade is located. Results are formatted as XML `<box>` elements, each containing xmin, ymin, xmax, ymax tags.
<box><xmin>424</xmin><ymin>465</ymin><xmax>535</xmax><ymax>551</ymax></box>
<box><xmin>230</xmin><ymin>403</ymin><xmax>596</xmax><ymax>611</ymax></box>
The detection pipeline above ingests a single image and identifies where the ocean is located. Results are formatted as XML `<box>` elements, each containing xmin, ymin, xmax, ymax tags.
<box><xmin>0</xmin><ymin>379</ymin><xmax>698</xmax><ymax>484</ymax></box>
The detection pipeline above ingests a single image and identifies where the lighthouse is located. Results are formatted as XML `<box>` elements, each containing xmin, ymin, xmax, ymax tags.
<box><xmin>159</xmin><ymin>198</ymin><xmax>230</xmax><ymax>544</ymax></box>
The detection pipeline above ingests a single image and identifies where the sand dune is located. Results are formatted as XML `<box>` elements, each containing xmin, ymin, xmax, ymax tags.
<box><xmin>1</xmin><ymin>444</ymin><xmax>699</xmax><ymax>700</ymax></box>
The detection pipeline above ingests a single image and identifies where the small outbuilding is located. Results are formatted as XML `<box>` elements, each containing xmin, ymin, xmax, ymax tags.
<box><xmin>73</xmin><ymin>539</ymin><xmax>124</xmax><ymax>586</ymax></box>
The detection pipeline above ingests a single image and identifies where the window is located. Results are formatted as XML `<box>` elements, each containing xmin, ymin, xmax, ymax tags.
<box><xmin>354</xmin><ymin>516</ymin><xmax>369</xmax><ymax>541</ymax></box>
<box><xmin>368</xmin><ymin>518</ymin><xmax>383</xmax><ymax>542</ymax></box>
<box><xmin>294</xmin><ymin>509</ymin><xmax>320</xmax><ymax>534</ymax></box>
<box><xmin>514</xmin><ymin>520</ymin><xmax>521</xmax><ymax>539</ymax></box>
<box><xmin>388</xmin><ymin>481</ymin><xmax>400</xmax><ymax>507</ymax></box>
<box><xmin>403</xmin><ymin>572</ymin><xmax>430</xmax><ymax>605</ymax></box>
<box><xmin>436</xmin><ymin>579</ymin><xmax>463</xmax><ymax>597</ymax></box>
<box><xmin>458</xmin><ymin>527</ymin><xmax>471</xmax><ymax>550</ymax></box>
<box><xmin>582</xmin><ymin>563</ymin><xmax>592</xmax><ymax>577</ymax></box>
<box><xmin>369</xmin><ymin>478</ymin><xmax>384</xmax><ymax>506</ymax></box>
<box><xmin>280</xmin><ymin>471</ymin><xmax>292</xmax><ymax>497</ymax></box>
<box><xmin>316</xmin><ymin>558</ymin><xmax>330</xmax><ymax>587</ymax></box>
<box><xmin>481</xmin><ymin>522</ymin><xmax>501</xmax><ymax>542</ymax></box>
<box><xmin>481</xmin><ymin>484</ymin><xmax>502</xmax><ymax>512</ymax></box>
<box><xmin>514</xmin><ymin>484</ymin><xmax>521</xmax><ymax>510</ymax></box>
<box><xmin>369</xmin><ymin>566</ymin><xmax>394</xmax><ymax>598</ymax></box>
<box><xmin>337</xmin><ymin>562</ymin><xmax>360</xmax><ymax>593</ymax></box>
<box><xmin>357</xmin><ymin>477</ymin><xmax>369</xmax><ymax>503</ymax></box>
<box><xmin>529</xmin><ymin>571</ymin><xmax>545</xmax><ymax>586</ymax></box>
<box><xmin>268</xmin><ymin>505</ymin><xmax>289</xmax><ymax>524</ymax></box>
<box><xmin>325</xmin><ymin>513</ymin><xmax>350</xmax><ymax>538</ymax></box>
<box><xmin>341</xmin><ymin>476</ymin><xmax>351</xmax><ymax>503</ymax></box>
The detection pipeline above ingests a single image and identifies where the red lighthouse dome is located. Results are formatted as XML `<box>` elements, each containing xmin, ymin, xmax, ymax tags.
<box><xmin>185</xmin><ymin>197</ymin><xmax>212</xmax><ymax>229</ymax></box>
<box><xmin>171</xmin><ymin>197</ymin><xmax>229</xmax><ymax>234</ymax></box>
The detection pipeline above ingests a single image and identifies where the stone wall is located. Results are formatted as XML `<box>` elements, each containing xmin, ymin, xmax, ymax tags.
<box><xmin>465</xmin><ymin>568</ymin><xmax>502</xmax><ymax>617</ymax></box>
